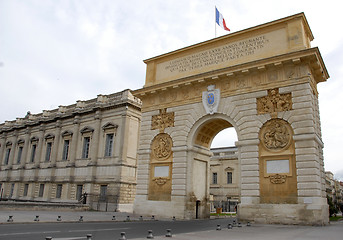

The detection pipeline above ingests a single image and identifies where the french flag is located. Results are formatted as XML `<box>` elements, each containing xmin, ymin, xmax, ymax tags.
<box><xmin>215</xmin><ymin>7</ymin><xmax>230</xmax><ymax>31</ymax></box>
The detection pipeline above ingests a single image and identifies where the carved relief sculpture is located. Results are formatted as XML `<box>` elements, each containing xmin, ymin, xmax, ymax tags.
<box><xmin>269</xmin><ymin>174</ymin><xmax>287</xmax><ymax>184</ymax></box>
<box><xmin>261</xmin><ymin>119</ymin><xmax>291</xmax><ymax>151</ymax></box>
<box><xmin>151</xmin><ymin>133</ymin><xmax>173</xmax><ymax>161</ymax></box>
<box><xmin>151</xmin><ymin>108</ymin><xmax>175</xmax><ymax>133</ymax></box>
<box><xmin>257</xmin><ymin>88</ymin><xmax>292</xmax><ymax>115</ymax></box>
<box><xmin>153</xmin><ymin>177</ymin><xmax>168</xmax><ymax>185</ymax></box>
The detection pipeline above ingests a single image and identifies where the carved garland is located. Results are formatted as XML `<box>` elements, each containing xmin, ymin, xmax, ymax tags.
<box><xmin>269</xmin><ymin>174</ymin><xmax>287</xmax><ymax>184</ymax></box>
<box><xmin>153</xmin><ymin>177</ymin><xmax>168</xmax><ymax>185</ymax></box>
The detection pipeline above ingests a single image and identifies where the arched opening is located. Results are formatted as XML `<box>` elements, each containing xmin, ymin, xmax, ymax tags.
<box><xmin>189</xmin><ymin>116</ymin><xmax>239</xmax><ymax>218</ymax></box>
<box><xmin>210</xmin><ymin>126</ymin><xmax>239</xmax><ymax>215</ymax></box>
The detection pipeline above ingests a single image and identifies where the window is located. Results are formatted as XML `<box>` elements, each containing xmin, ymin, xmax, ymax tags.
<box><xmin>10</xmin><ymin>183</ymin><xmax>15</xmax><ymax>198</ymax></box>
<box><xmin>39</xmin><ymin>184</ymin><xmax>44</xmax><ymax>197</ymax></box>
<box><xmin>23</xmin><ymin>184</ymin><xmax>29</xmax><ymax>196</ymax></box>
<box><xmin>227</xmin><ymin>172</ymin><xmax>233</xmax><ymax>184</ymax></box>
<box><xmin>45</xmin><ymin>142</ymin><xmax>52</xmax><ymax>162</ymax></box>
<box><xmin>82</xmin><ymin>137</ymin><xmax>90</xmax><ymax>159</ymax></box>
<box><xmin>212</xmin><ymin>172</ymin><xmax>218</xmax><ymax>184</ymax></box>
<box><xmin>4</xmin><ymin>148</ymin><xmax>11</xmax><ymax>165</ymax></box>
<box><xmin>16</xmin><ymin>146</ymin><xmax>23</xmax><ymax>164</ymax></box>
<box><xmin>105</xmin><ymin>133</ymin><xmax>114</xmax><ymax>157</ymax></box>
<box><xmin>56</xmin><ymin>184</ymin><xmax>62</xmax><ymax>198</ymax></box>
<box><xmin>100</xmin><ymin>185</ymin><xmax>107</xmax><ymax>201</ymax></box>
<box><xmin>76</xmin><ymin>185</ymin><xmax>83</xmax><ymax>201</ymax></box>
<box><xmin>30</xmin><ymin>144</ymin><xmax>37</xmax><ymax>163</ymax></box>
<box><xmin>62</xmin><ymin>140</ymin><xmax>70</xmax><ymax>160</ymax></box>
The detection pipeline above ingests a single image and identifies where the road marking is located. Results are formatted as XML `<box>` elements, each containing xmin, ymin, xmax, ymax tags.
<box><xmin>0</xmin><ymin>231</ymin><xmax>60</xmax><ymax>236</ymax></box>
<box><xmin>68</xmin><ymin>227</ymin><xmax>129</xmax><ymax>233</ymax></box>
<box><xmin>50</xmin><ymin>238</ymin><xmax>85</xmax><ymax>240</ymax></box>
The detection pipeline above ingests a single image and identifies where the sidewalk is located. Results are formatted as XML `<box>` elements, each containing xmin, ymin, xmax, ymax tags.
<box><xmin>130</xmin><ymin>221</ymin><xmax>343</xmax><ymax>240</ymax></box>
<box><xmin>0</xmin><ymin>210</ymin><xmax>156</xmax><ymax>223</ymax></box>
<box><xmin>1</xmin><ymin>210</ymin><xmax>342</xmax><ymax>239</ymax></box>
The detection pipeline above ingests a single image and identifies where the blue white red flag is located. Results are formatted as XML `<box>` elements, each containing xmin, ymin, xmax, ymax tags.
<box><xmin>215</xmin><ymin>7</ymin><xmax>230</xmax><ymax>31</ymax></box>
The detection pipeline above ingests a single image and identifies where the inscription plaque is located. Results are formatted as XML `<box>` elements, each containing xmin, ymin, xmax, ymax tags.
<box><xmin>154</xmin><ymin>166</ymin><xmax>169</xmax><ymax>177</ymax></box>
<box><xmin>266</xmin><ymin>159</ymin><xmax>289</xmax><ymax>174</ymax></box>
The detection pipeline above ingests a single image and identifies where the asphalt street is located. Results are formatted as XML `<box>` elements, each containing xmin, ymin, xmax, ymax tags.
<box><xmin>0</xmin><ymin>210</ymin><xmax>343</xmax><ymax>240</ymax></box>
<box><xmin>0</xmin><ymin>218</ymin><xmax>229</xmax><ymax>240</ymax></box>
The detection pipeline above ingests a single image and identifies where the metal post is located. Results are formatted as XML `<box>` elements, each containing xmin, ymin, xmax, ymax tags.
<box><xmin>147</xmin><ymin>230</ymin><xmax>154</xmax><ymax>239</ymax></box>
<box><xmin>119</xmin><ymin>232</ymin><xmax>127</xmax><ymax>240</ymax></box>
<box><xmin>166</xmin><ymin>229</ymin><xmax>172</xmax><ymax>237</ymax></box>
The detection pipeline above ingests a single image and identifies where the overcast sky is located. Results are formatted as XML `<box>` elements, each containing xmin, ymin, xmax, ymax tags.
<box><xmin>1</xmin><ymin>0</ymin><xmax>342</xmax><ymax>180</ymax></box>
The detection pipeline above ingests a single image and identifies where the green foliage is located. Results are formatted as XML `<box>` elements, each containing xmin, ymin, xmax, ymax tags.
<box><xmin>327</xmin><ymin>195</ymin><xmax>338</xmax><ymax>217</ymax></box>
<box><xmin>329</xmin><ymin>215</ymin><xmax>342</xmax><ymax>221</ymax></box>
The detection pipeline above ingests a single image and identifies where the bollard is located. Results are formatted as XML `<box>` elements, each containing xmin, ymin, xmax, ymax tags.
<box><xmin>247</xmin><ymin>221</ymin><xmax>251</xmax><ymax>227</ymax></box>
<box><xmin>216</xmin><ymin>224</ymin><xmax>221</xmax><ymax>231</ymax></box>
<box><xmin>238</xmin><ymin>222</ymin><xmax>242</xmax><ymax>227</ymax></box>
<box><xmin>165</xmin><ymin>229</ymin><xmax>172</xmax><ymax>237</ymax></box>
<box><xmin>172</xmin><ymin>216</ymin><xmax>176</xmax><ymax>221</ymax></box>
<box><xmin>86</xmin><ymin>234</ymin><xmax>92</xmax><ymax>240</ymax></box>
<box><xmin>112</xmin><ymin>215</ymin><xmax>116</xmax><ymax>221</ymax></box>
<box><xmin>119</xmin><ymin>232</ymin><xmax>127</xmax><ymax>240</ymax></box>
<box><xmin>232</xmin><ymin>219</ymin><xmax>237</xmax><ymax>226</ymax></box>
<box><xmin>79</xmin><ymin>216</ymin><xmax>83</xmax><ymax>222</ymax></box>
<box><xmin>45</xmin><ymin>237</ymin><xmax>52</xmax><ymax>240</ymax></box>
<box><xmin>151</xmin><ymin>215</ymin><xmax>155</xmax><ymax>220</ymax></box>
<box><xmin>7</xmin><ymin>216</ymin><xmax>13</xmax><ymax>222</ymax></box>
<box><xmin>147</xmin><ymin>230</ymin><xmax>154</xmax><ymax>239</ymax></box>
<box><xmin>57</xmin><ymin>216</ymin><xmax>62</xmax><ymax>222</ymax></box>
<box><xmin>227</xmin><ymin>223</ymin><xmax>232</xmax><ymax>229</ymax></box>
<box><xmin>139</xmin><ymin>216</ymin><xmax>143</xmax><ymax>221</ymax></box>
<box><xmin>126</xmin><ymin>216</ymin><xmax>131</xmax><ymax>221</ymax></box>
<box><xmin>34</xmin><ymin>215</ymin><xmax>40</xmax><ymax>222</ymax></box>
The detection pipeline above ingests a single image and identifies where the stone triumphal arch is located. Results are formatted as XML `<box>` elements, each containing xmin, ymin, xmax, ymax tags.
<box><xmin>133</xmin><ymin>13</ymin><xmax>329</xmax><ymax>225</ymax></box>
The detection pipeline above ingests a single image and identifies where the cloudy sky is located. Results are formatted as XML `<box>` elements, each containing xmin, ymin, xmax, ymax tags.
<box><xmin>1</xmin><ymin>0</ymin><xmax>342</xmax><ymax>180</ymax></box>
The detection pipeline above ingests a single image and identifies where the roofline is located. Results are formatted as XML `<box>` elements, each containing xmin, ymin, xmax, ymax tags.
<box><xmin>143</xmin><ymin>12</ymin><xmax>313</xmax><ymax>63</ymax></box>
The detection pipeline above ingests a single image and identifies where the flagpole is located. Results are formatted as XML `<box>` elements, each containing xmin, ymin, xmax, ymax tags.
<box><xmin>215</xmin><ymin>6</ymin><xmax>217</xmax><ymax>38</ymax></box>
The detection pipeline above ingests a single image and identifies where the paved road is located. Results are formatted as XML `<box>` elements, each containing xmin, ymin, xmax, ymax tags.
<box><xmin>0</xmin><ymin>210</ymin><xmax>343</xmax><ymax>240</ymax></box>
<box><xmin>0</xmin><ymin>218</ymin><xmax>230</xmax><ymax>240</ymax></box>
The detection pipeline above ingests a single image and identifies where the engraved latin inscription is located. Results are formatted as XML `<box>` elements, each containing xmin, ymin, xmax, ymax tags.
<box><xmin>164</xmin><ymin>36</ymin><xmax>269</xmax><ymax>74</ymax></box>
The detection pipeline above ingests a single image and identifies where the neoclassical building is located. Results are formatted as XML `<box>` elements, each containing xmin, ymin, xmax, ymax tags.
<box><xmin>0</xmin><ymin>90</ymin><xmax>141</xmax><ymax>212</ymax></box>
<box><xmin>0</xmin><ymin>13</ymin><xmax>330</xmax><ymax>225</ymax></box>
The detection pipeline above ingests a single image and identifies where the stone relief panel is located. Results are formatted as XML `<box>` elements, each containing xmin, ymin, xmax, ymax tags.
<box><xmin>148</xmin><ymin>133</ymin><xmax>173</xmax><ymax>201</ymax></box>
<box><xmin>257</xmin><ymin>88</ymin><xmax>292</xmax><ymax>115</ymax></box>
<box><xmin>260</xmin><ymin>118</ymin><xmax>291</xmax><ymax>151</ymax></box>
<box><xmin>259</xmin><ymin>118</ymin><xmax>297</xmax><ymax>204</ymax></box>
<box><xmin>151</xmin><ymin>108</ymin><xmax>175</xmax><ymax>133</ymax></box>
<box><xmin>151</xmin><ymin>133</ymin><xmax>173</xmax><ymax>161</ymax></box>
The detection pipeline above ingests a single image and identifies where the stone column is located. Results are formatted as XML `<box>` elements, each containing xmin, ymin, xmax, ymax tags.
<box><xmin>90</xmin><ymin>111</ymin><xmax>101</xmax><ymax>165</ymax></box>
<box><xmin>36</xmin><ymin>125</ymin><xmax>45</xmax><ymax>167</ymax></box>
<box><xmin>0</xmin><ymin>133</ymin><xmax>6</xmax><ymax>166</ymax></box>
<box><xmin>8</xmin><ymin>131</ymin><xmax>18</xmax><ymax>168</ymax></box>
<box><xmin>69</xmin><ymin>115</ymin><xmax>80</xmax><ymax>166</ymax></box>
<box><xmin>51</xmin><ymin>120</ymin><xmax>62</xmax><ymax>167</ymax></box>
<box><xmin>89</xmin><ymin>111</ymin><xmax>102</xmax><ymax>197</ymax></box>
<box><xmin>21</xmin><ymin>128</ymin><xmax>31</xmax><ymax>168</ymax></box>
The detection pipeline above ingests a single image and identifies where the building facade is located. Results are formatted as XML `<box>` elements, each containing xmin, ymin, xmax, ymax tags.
<box><xmin>0</xmin><ymin>90</ymin><xmax>141</xmax><ymax>212</ymax></box>
<box><xmin>210</xmin><ymin>147</ymin><xmax>240</xmax><ymax>212</ymax></box>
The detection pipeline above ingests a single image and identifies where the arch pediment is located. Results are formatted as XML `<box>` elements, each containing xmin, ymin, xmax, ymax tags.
<box><xmin>61</xmin><ymin>130</ymin><xmax>73</xmax><ymax>137</ymax></box>
<box><xmin>44</xmin><ymin>133</ymin><xmax>55</xmax><ymax>140</ymax></box>
<box><xmin>80</xmin><ymin>126</ymin><xmax>94</xmax><ymax>134</ymax></box>
<box><xmin>102</xmin><ymin>122</ymin><xmax>118</xmax><ymax>130</ymax></box>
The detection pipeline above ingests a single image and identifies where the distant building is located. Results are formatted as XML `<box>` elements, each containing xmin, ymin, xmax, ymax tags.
<box><xmin>210</xmin><ymin>147</ymin><xmax>240</xmax><ymax>212</ymax></box>
<box><xmin>0</xmin><ymin>90</ymin><xmax>141</xmax><ymax>212</ymax></box>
